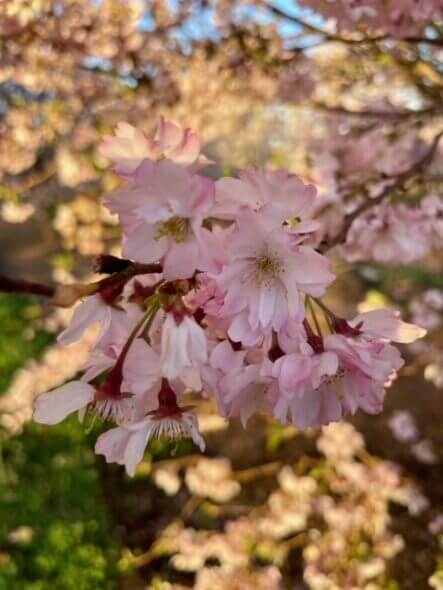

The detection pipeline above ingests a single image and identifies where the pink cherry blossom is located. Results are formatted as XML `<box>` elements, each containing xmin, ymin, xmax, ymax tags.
<box><xmin>323</xmin><ymin>334</ymin><xmax>404</xmax><ymax>415</ymax></box>
<box><xmin>349</xmin><ymin>308</ymin><xmax>427</xmax><ymax>343</ymax></box>
<box><xmin>204</xmin><ymin>341</ymin><xmax>269</xmax><ymax>426</ymax></box>
<box><xmin>31</xmin><ymin>116</ymin><xmax>430</xmax><ymax>468</ymax></box>
<box><xmin>95</xmin><ymin>384</ymin><xmax>205</xmax><ymax>475</ymax></box>
<box><xmin>214</xmin><ymin>167</ymin><xmax>318</xmax><ymax>231</ymax></box>
<box><xmin>105</xmin><ymin>158</ymin><xmax>216</xmax><ymax>279</ymax></box>
<box><xmin>298</xmin><ymin>0</ymin><xmax>443</xmax><ymax>37</ymax></box>
<box><xmin>100</xmin><ymin>117</ymin><xmax>210</xmax><ymax>175</ymax></box>
<box><xmin>421</xmin><ymin>194</ymin><xmax>443</xmax><ymax>246</ymax></box>
<box><xmin>215</xmin><ymin>213</ymin><xmax>334</xmax><ymax>340</ymax></box>
<box><xmin>266</xmin><ymin>346</ymin><xmax>340</xmax><ymax>427</ymax></box>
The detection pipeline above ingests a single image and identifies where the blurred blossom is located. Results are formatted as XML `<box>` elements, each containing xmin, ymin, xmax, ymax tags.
<box><xmin>153</xmin><ymin>465</ymin><xmax>182</xmax><ymax>496</ymax></box>
<box><xmin>1</xmin><ymin>200</ymin><xmax>35</xmax><ymax>223</ymax></box>
<box><xmin>278</xmin><ymin>60</ymin><xmax>316</xmax><ymax>104</ymax></box>
<box><xmin>429</xmin><ymin>514</ymin><xmax>443</xmax><ymax>536</ymax></box>
<box><xmin>185</xmin><ymin>458</ymin><xmax>240</xmax><ymax>502</ymax></box>
<box><xmin>411</xmin><ymin>290</ymin><xmax>443</xmax><ymax>332</ymax></box>
<box><xmin>317</xmin><ymin>423</ymin><xmax>365</xmax><ymax>462</ymax></box>
<box><xmin>425</xmin><ymin>356</ymin><xmax>443</xmax><ymax>388</ymax></box>
<box><xmin>393</xmin><ymin>485</ymin><xmax>430</xmax><ymax>516</ymax></box>
<box><xmin>411</xmin><ymin>439</ymin><xmax>439</xmax><ymax>465</ymax></box>
<box><xmin>388</xmin><ymin>410</ymin><xmax>419</xmax><ymax>443</ymax></box>
<box><xmin>191</xmin><ymin>565</ymin><xmax>284</xmax><ymax>590</ymax></box>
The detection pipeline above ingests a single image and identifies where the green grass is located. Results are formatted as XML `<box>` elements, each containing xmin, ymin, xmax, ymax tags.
<box><xmin>0</xmin><ymin>293</ymin><xmax>53</xmax><ymax>394</ymax></box>
<box><xmin>0</xmin><ymin>294</ymin><xmax>119</xmax><ymax>589</ymax></box>
<box><xmin>0</xmin><ymin>419</ymin><xmax>118</xmax><ymax>590</ymax></box>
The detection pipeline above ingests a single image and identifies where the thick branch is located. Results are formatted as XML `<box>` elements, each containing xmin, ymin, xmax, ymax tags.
<box><xmin>321</xmin><ymin>130</ymin><xmax>443</xmax><ymax>252</ymax></box>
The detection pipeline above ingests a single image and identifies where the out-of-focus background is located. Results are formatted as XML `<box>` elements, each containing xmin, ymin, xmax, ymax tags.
<box><xmin>1</xmin><ymin>2</ymin><xmax>443</xmax><ymax>589</ymax></box>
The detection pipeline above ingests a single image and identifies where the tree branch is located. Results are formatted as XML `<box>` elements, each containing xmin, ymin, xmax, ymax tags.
<box><xmin>310</xmin><ymin>102</ymin><xmax>443</xmax><ymax>120</ymax></box>
<box><xmin>266</xmin><ymin>2</ymin><xmax>443</xmax><ymax>47</ymax></box>
<box><xmin>0</xmin><ymin>258</ymin><xmax>162</xmax><ymax>307</ymax></box>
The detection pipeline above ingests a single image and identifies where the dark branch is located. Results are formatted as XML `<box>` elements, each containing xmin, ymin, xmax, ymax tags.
<box><xmin>0</xmin><ymin>257</ymin><xmax>163</xmax><ymax>307</ymax></box>
<box><xmin>266</xmin><ymin>2</ymin><xmax>443</xmax><ymax>47</ymax></box>
<box><xmin>0</xmin><ymin>275</ymin><xmax>55</xmax><ymax>298</ymax></box>
<box><xmin>310</xmin><ymin>102</ymin><xmax>443</xmax><ymax>120</ymax></box>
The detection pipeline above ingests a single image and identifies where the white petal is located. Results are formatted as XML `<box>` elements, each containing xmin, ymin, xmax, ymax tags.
<box><xmin>183</xmin><ymin>316</ymin><xmax>208</xmax><ymax>365</ymax></box>
<box><xmin>123</xmin><ymin>425</ymin><xmax>152</xmax><ymax>476</ymax></box>
<box><xmin>161</xmin><ymin>315</ymin><xmax>191</xmax><ymax>378</ymax></box>
<box><xmin>58</xmin><ymin>296</ymin><xmax>108</xmax><ymax>345</ymax></box>
<box><xmin>34</xmin><ymin>381</ymin><xmax>95</xmax><ymax>425</ymax></box>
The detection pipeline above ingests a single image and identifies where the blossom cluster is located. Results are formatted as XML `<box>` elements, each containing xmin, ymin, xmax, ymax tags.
<box><xmin>33</xmin><ymin>118</ymin><xmax>426</xmax><ymax>475</ymax></box>
<box><xmin>343</xmin><ymin>196</ymin><xmax>443</xmax><ymax>264</ymax></box>
<box><xmin>311</xmin><ymin>126</ymin><xmax>443</xmax><ymax>264</ymax></box>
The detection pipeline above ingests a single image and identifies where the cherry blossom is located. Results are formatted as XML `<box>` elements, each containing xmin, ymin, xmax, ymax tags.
<box><xmin>343</xmin><ymin>203</ymin><xmax>432</xmax><ymax>264</ymax></box>
<box><xmin>31</xmin><ymin>117</ymin><xmax>427</xmax><ymax>473</ymax></box>
<box><xmin>215</xmin><ymin>212</ymin><xmax>334</xmax><ymax>341</ymax></box>
<box><xmin>214</xmin><ymin>167</ymin><xmax>318</xmax><ymax>230</ymax></box>
<box><xmin>105</xmin><ymin>158</ymin><xmax>217</xmax><ymax>279</ymax></box>
<box><xmin>95</xmin><ymin>383</ymin><xmax>205</xmax><ymax>475</ymax></box>
<box><xmin>100</xmin><ymin>117</ymin><xmax>210</xmax><ymax>175</ymax></box>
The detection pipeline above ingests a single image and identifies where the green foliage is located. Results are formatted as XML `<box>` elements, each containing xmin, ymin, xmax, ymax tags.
<box><xmin>0</xmin><ymin>293</ymin><xmax>118</xmax><ymax>589</ymax></box>
<box><xmin>0</xmin><ymin>294</ymin><xmax>53</xmax><ymax>394</ymax></box>
<box><xmin>0</xmin><ymin>418</ymin><xmax>118</xmax><ymax>589</ymax></box>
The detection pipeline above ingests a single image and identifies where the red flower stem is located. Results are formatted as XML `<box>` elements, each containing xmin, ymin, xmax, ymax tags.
<box><xmin>113</xmin><ymin>300</ymin><xmax>160</xmax><ymax>374</ymax></box>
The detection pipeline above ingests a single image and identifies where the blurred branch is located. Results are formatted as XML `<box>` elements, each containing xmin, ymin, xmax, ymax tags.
<box><xmin>234</xmin><ymin>460</ymin><xmax>282</xmax><ymax>483</ymax></box>
<box><xmin>266</xmin><ymin>2</ymin><xmax>443</xmax><ymax>47</ymax></box>
<box><xmin>0</xmin><ymin>275</ymin><xmax>55</xmax><ymax>298</ymax></box>
<box><xmin>311</xmin><ymin>102</ymin><xmax>443</xmax><ymax>119</ymax></box>
<box><xmin>321</xmin><ymin>129</ymin><xmax>443</xmax><ymax>252</ymax></box>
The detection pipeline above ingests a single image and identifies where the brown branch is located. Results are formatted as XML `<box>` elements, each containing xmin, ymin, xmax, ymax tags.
<box><xmin>0</xmin><ymin>275</ymin><xmax>55</xmax><ymax>298</ymax></box>
<box><xmin>266</xmin><ymin>2</ymin><xmax>443</xmax><ymax>47</ymax></box>
<box><xmin>0</xmin><ymin>258</ymin><xmax>162</xmax><ymax>307</ymax></box>
<box><xmin>94</xmin><ymin>254</ymin><xmax>134</xmax><ymax>274</ymax></box>
<box><xmin>310</xmin><ymin>102</ymin><xmax>443</xmax><ymax>120</ymax></box>
<box><xmin>321</xmin><ymin>129</ymin><xmax>443</xmax><ymax>252</ymax></box>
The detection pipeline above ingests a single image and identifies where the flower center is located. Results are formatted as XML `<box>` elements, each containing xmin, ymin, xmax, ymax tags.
<box><xmin>255</xmin><ymin>249</ymin><xmax>282</xmax><ymax>286</ymax></box>
<box><xmin>156</xmin><ymin>216</ymin><xmax>189</xmax><ymax>242</ymax></box>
